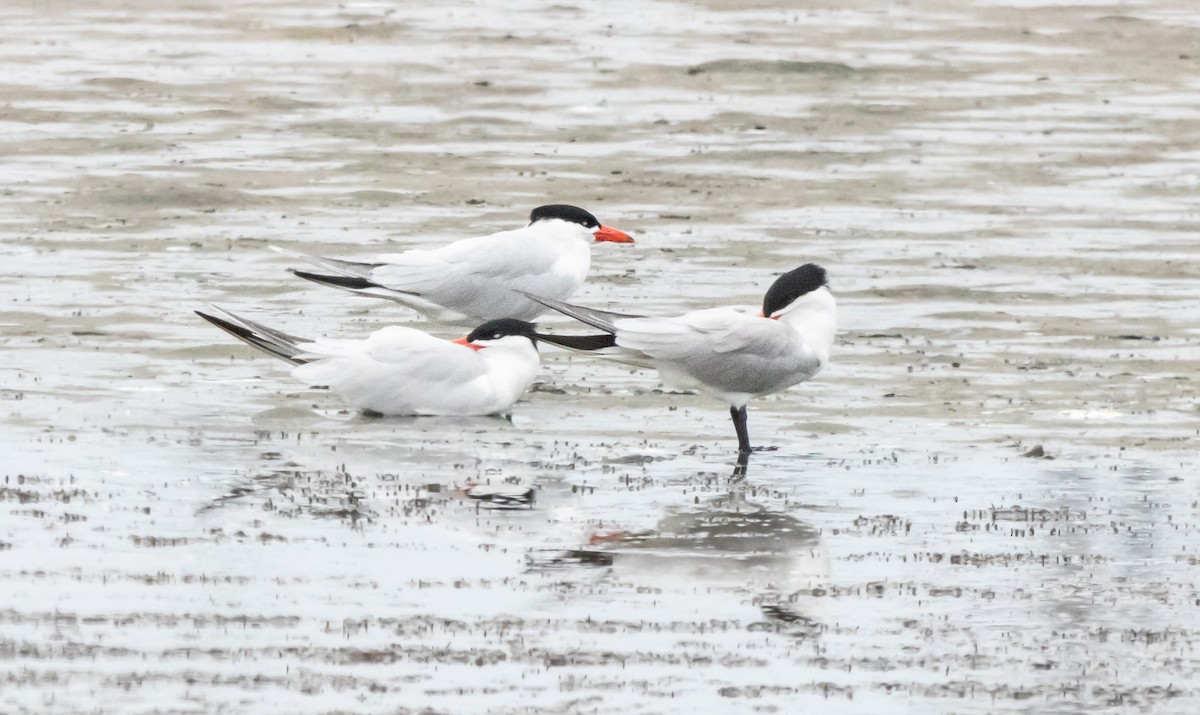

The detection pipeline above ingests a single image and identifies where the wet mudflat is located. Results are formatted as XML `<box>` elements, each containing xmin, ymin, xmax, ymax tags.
<box><xmin>3</xmin><ymin>0</ymin><xmax>1200</xmax><ymax>712</ymax></box>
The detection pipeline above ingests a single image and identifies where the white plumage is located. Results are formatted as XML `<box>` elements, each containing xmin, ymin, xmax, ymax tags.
<box><xmin>274</xmin><ymin>204</ymin><xmax>633</xmax><ymax>326</ymax></box>
<box><xmin>196</xmin><ymin>308</ymin><xmax>541</xmax><ymax>417</ymax></box>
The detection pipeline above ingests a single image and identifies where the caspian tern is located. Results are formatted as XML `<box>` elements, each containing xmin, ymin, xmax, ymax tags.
<box><xmin>272</xmin><ymin>204</ymin><xmax>634</xmax><ymax>326</ymax></box>
<box><xmin>195</xmin><ymin>307</ymin><xmax>541</xmax><ymax>416</ymax></box>
<box><xmin>526</xmin><ymin>264</ymin><xmax>836</xmax><ymax>454</ymax></box>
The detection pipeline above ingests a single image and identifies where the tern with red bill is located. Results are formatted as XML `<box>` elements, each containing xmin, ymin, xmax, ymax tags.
<box><xmin>525</xmin><ymin>264</ymin><xmax>836</xmax><ymax>454</ymax></box>
<box><xmin>195</xmin><ymin>307</ymin><xmax>541</xmax><ymax>416</ymax></box>
<box><xmin>272</xmin><ymin>204</ymin><xmax>634</xmax><ymax>326</ymax></box>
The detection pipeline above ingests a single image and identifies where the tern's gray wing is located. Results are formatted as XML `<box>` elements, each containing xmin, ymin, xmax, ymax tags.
<box><xmin>366</xmin><ymin>230</ymin><xmax>584</xmax><ymax>322</ymax></box>
<box><xmin>612</xmin><ymin>308</ymin><xmax>779</xmax><ymax>358</ymax></box>
<box><xmin>615</xmin><ymin>308</ymin><xmax>822</xmax><ymax>397</ymax></box>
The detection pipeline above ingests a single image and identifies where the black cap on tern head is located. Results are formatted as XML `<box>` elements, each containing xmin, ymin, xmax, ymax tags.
<box><xmin>762</xmin><ymin>264</ymin><xmax>828</xmax><ymax>317</ymax></box>
<box><xmin>529</xmin><ymin>204</ymin><xmax>600</xmax><ymax>230</ymax></box>
<box><xmin>466</xmin><ymin>318</ymin><xmax>539</xmax><ymax>345</ymax></box>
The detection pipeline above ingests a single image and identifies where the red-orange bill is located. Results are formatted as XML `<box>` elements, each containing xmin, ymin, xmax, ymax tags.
<box><xmin>594</xmin><ymin>225</ymin><xmax>634</xmax><ymax>244</ymax></box>
<box><xmin>452</xmin><ymin>336</ymin><xmax>484</xmax><ymax>351</ymax></box>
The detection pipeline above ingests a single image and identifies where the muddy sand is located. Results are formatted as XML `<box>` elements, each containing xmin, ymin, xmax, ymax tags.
<box><xmin>3</xmin><ymin>1</ymin><xmax>1200</xmax><ymax>713</ymax></box>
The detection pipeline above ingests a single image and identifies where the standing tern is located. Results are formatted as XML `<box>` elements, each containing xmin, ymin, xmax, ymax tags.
<box><xmin>195</xmin><ymin>307</ymin><xmax>541</xmax><ymax>416</ymax></box>
<box><xmin>526</xmin><ymin>264</ymin><xmax>836</xmax><ymax>454</ymax></box>
<box><xmin>272</xmin><ymin>204</ymin><xmax>634</xmax><ymax>325</ymax></box>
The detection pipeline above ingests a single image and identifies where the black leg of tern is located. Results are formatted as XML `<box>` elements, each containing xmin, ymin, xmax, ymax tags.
<box><xmin>731</xmin><ymin>405</ymin><xmax>778</xmax><ymax>454</ymax></box>
<box><xmin>732</xmin><ymin>450</ymin><xmax>750</xmax><ymax>479</ymax></box>
<box><xmin>732</xmin><ymin>405</ymin><xmax>752</xmax><ymax>454</ymax></box>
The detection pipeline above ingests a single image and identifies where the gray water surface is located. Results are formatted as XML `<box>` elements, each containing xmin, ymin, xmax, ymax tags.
<box><xmin>3</xmin><ymin>1</ymin><xmax>1200</xmax><ymax>713</ymax></box>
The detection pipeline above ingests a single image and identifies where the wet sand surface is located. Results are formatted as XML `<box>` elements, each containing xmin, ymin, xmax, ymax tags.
<box><xmin>3</xmin><ymin>0</ymin><xmax>1200</xmax><ymax>712</ymax></box>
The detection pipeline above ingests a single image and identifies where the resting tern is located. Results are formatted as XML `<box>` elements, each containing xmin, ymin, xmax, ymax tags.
<box><xmin>273</xmin><ymin>204</ymin><xmax>634</xmax><ymax>325</ymax></box>
<box><xmin>195</xmin><ymin>307</ymin><xmax>541</xmax><ymax>416</ymax></box>
<box><xmin>527</xmin><ymin>264</ymin><xmax>836</xmax><ymax>454</ymax></box>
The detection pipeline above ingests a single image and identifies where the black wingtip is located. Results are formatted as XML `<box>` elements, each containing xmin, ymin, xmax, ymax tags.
<box><xmin>535</xmin><ymin>332</ymin><xmax>618</xmax><ymax>351</ymax></box>
<box><xmin>196</xmin><ymin>309</ymin><xmax>256</xmax><ymax>344</ymax></box>
<box><xmin>291</xmin><ymin>269</ymin><xmax>378</xmax><ymax>291</ymax></box>
<box><xmin>195</xmin><ymin>309</ymin><xmax>222</xmax><ymax>333</ymax></box>
<box><xmin>196</xmin><ymin>308</ymin><xmax>307</xmax><ymax>365</ymax></box>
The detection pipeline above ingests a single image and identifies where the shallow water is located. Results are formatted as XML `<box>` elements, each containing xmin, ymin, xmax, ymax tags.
<box><xmin>3</xmin><ymin>0</ymin><xmax>1200</xmax><ymax>712</ymax></box>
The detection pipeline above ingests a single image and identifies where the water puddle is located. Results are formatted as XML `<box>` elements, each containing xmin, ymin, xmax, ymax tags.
<box><xmin>3</xmin><ymin>0</ymin><xmax>1199</xmax><ymax>712</ymax></box>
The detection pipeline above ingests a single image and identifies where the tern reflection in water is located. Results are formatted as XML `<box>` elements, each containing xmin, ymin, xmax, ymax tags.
<box><xmin>583</xmin><ymin>458</ymin><xmax>831</xmax><ymax>623</ymax></box>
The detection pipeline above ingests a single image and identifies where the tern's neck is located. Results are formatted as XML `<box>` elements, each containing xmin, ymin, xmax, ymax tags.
<box><xmin>528</xmin><ymin>219</ymin><xmax>593</xmax><ymax>281</ymax></box>
<box><xmin>481</xmin><ymin>343</ymin><xmax>540</xmax><ymax>403</ymax></box>
<box><xmin>779</xmin><ymin>288</ymin><xmax>837</xmax><ymax>362</ymax></box>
